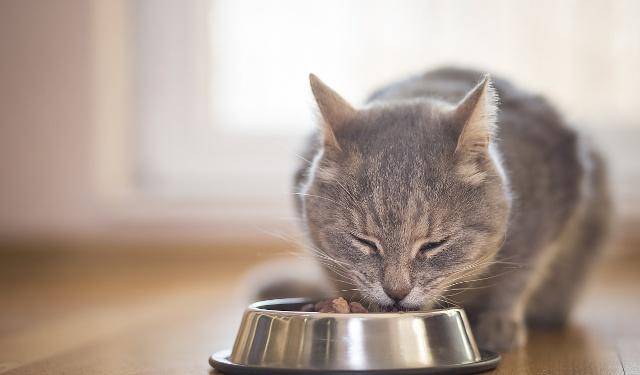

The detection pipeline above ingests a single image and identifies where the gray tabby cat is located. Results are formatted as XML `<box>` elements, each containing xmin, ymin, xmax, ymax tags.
<box><xmin>292</xmin><ymin>67</ymin><xmax>610</xmax><ymax>351</ymax></box>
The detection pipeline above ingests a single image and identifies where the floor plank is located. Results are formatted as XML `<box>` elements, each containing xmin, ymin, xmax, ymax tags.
<box><xmin>618</xmin><ymin>339</ymin><xmax>640</xmax><ymax>375</ymax></box>
<box><xmin>0</xmin><ymin>247</ymin><xmax>638</xmax><ymax>374</ymax></box>
<box><xmin>495</xmin><ymin>328</ymin><xmax>625</xmax><ymax>374</ymax></box>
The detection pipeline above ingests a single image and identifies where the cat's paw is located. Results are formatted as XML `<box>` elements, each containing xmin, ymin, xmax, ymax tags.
<box><xmin>473</xmin><ymin>312</ymin><xmax>526</xmax><ymax>352</ymax></box>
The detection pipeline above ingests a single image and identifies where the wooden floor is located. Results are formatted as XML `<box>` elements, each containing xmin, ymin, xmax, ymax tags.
<box><xmin>0</xmin><ymin>243</ymin><xmax>638</xmax><ymax>375</ymax></box>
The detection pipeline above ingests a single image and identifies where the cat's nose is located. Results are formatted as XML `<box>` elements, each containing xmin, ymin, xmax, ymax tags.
<box><xmin>383</xmin><ymin>285</ymin><xmax>411</xmax><ymax>303</ymax></box>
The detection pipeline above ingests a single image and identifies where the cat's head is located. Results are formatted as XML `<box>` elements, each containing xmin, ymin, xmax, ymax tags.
<box><xmin>300</xmin><ymin>74</ymin><xmax>511</xmax><ymax>310</ymax></box>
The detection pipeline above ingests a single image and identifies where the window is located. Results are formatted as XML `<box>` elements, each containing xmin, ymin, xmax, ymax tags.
<box><xmin>129</xmin><ymin>0</ymin><xmax>640</xmax><ymax>231</ymax></box>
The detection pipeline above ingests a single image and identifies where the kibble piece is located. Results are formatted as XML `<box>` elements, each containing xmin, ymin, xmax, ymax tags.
<box><xmin>318</xmin><ymin>305</ymin><xmax>336</xmax><ymax>313</ymax></box>
<box><xmin>301</xmin><ymin>298</ymin><xmax>372</xmax><ymax>313</ymax></box>
<box><xmin>349</xmin><ymin>301</ymin><xmax>369</xmax><ymax>313</ymax></box>
<box><xmin>314</xmin><ymin>300</ymin><xmax>331</xmax><ymax>312</ymax></box>
<box><xmin>331</xmin><ymin>297</ymin><xmax>350</xmax><ymax>313</ymax></box>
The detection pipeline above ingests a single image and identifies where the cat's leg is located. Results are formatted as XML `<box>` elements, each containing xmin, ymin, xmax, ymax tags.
<box><xmin>525</xmin><ymin>153</ymin><xmax>610</xmax><ymax>327</ymax></box>
<box><xmin>466</xmin><ymin>199</ymin><xmax>607</xmax><ymax>350</ymax></box>
<box><xmin>463</xmin><ymin>241</ymin><xmax>578</xmax><ymax>352</ymax></box>
<box><xmin>524</xmin><ymin>217</ymin><xmax>608</xmax><ymax>327</ymax></box>
<box><xmin>465</xmin><ymin>147</ymin><xmax>610</xmax><ymax>351</ymax></box>
<box><xmin>462</xmin><ymin>255</ymin><xmax>546</xmax><ymax>352</ymax></box>
<box><xmin>462</xmin><ymin>216</ymin><xmax>585</xmax><ymax>351</ymax></box>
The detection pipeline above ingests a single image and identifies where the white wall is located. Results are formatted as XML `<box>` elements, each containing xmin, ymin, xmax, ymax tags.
<box><xmin>0</xmin><ymin>1</ymin><xmax>97</xmax><ymax>239</ymax></box>
<box><xmin>0</xmin><ymin>0</ymin><xmax>638</xmax><ymax>246</ymax></box>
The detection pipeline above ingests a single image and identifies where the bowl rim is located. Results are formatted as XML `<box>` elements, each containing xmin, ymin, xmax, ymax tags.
<box><xmin>211</xmin><ymin>349</ymin><xmax>501</xmax><ymax>374</ymax></box>
<box><xmin>247</xmin><ymin>297</ymin><xmax>466</xmax><ymax>319</ymax></box>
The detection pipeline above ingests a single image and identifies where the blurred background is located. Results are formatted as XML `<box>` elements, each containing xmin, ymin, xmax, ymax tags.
<box><xmin>1</xmin><ymin>1</ymin><xmax>640</xmax><ymax>373</ymax></box>
<box><xmin>1</xmin><ymin>0</ymin><xmax>639</xmax><ymax>249</ymax></box>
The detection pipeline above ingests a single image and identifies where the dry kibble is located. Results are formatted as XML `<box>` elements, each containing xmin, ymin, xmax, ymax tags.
<box><xmin>314</xmin><ymin>300</ymin><xmax>331</xmax><ymax>312</ymax></box>
<box><xmin>349</xmin><ymin>301</ymin><xmax>368</xmax><ymax>313</ymax></box>
<box><xmin>301</xmin><ymin>298</ymin><xmax>370</xmax><ymax>313</ymax></box>
<box><xmin>318</xmin><ymin>305</ymin><xmax>336</xmax><ymax>313</ymax></box>
<box><xmin>331</xmin><ymin>297</ymin><xmax>350</xmax><ymax>313</ymax></box>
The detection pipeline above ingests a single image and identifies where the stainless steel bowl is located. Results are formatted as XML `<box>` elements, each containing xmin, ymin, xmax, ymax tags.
<box><xmin>210</xmin><ymin>298</ymin><xmax>500</xmax><ymax>374</ymax></box>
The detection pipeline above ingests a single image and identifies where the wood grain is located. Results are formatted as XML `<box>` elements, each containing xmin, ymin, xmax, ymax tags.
<box><xmin>0</xmin><ymin>247</ymin><xmax>638</xmax><ymax>374</ymax></box>
<box><xmin>618</xmin><ymin>339</ymin><xmax>640</xmax><ymax>375</ymax></box>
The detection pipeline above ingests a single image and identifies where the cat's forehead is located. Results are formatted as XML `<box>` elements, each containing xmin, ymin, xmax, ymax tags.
<box><xmin>335</xmin><ymin>104</ymin><xmax>455</xmax><ymax>178</ymax></box>
<box><xmin>341</xmin><ymin>101</ymin><xmax>456</xmax><ymax>149</ymax></box>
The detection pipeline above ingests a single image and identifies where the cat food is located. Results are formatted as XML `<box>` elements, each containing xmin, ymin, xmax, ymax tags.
<box><xmin>300</xmin><ymin>297</ymin><xmax>369</xmax><ymax>313</ymax></box>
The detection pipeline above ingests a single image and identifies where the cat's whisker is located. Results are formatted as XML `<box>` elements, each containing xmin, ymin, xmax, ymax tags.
<box><xmin>443</xmin><ymin>284</ymin><xmax>495</xmax><ymax>292</ymax></box>
<box><xmin>323</xmin><ymin>267</ymin><xmax>355</xmax><ymax>283</ymax></box>
<box><xmin>326</xmin><ymin>272</ymin><xmax>352</xmax><ymax>282</ymax></box>
<box><xmin>305</xmin><ymin>246</ymin><xmax>351</xmax><ymax>267</ymax></box>
<box><xmin>294</xmin><ymin>153</ymin><xmax>312</xmax><ymax>165</ymax></box>
<box><xmin>333</xmin><ymin>179</ymin><xmax>360</xmax><ymax>208</ymax></box>
<box><xmin>270</xmin><ymin>216</ymin><xmax>305</xmax><ymax>223</ymax></box>
<box><xmin>298</xmin><ymin>240</ymin><xmax>348</xmax><ymax>262</ymax></box>
<box><xmin>445</xmin><ymin>258</ymin><xmax>494</xmax><ymax>278</ymax></box>
<box><xmin>441</xmin><ymin>269</ymin><xmax>518</xmax><ymax>289</ymax></box>
<box><xmin>327</xmin><ymin>275</ymin><xmax>353</xmax><ymax>284</ymax></box>
<box><xmin>300</xmin><ymin>250</ymin><xmax>344</xmax><ymax>266</ymax></box>
<box><xmin>444</xmin><ymin>260</ymin><xmax>518</xmax><ymax>282</ymax></box>
<box><xmin>261</xmin><ymin>229</ymin><xmax>352</xmax><ymax>273</ymax></box>
<box><xmin>429</xmin><ymin>292</ymin><xmax>461</xmax><ymax>308</ymax></box>
<box><xmin>423</xmin><ymin>291</ymin><xmax>448</xmax><ymax>309</ymax></box>
<box><xmin>280</xmin><ymin>250</ymin><xmax>353</xmax><ymax>282</ymax></box>
<box><xmin>441</xmin><ymin>281</ymin><xmax>507</xmax><ymax>298</ymax></box>
<box><xmin>326</xmin><ymin>275</ymin><xmax>358</xmax><ymax>289</ymax></box>
<box><xmin>354</xmin><ymin>294</ymin><xmax>367</xmax><ymax>305</ymax></box>
<box><xmin>432</xmin><ymin>291</ymin><xmax>459</xmax><ymax>305</ymax></box>
<box><xmin>325</xmin><ymin>262</ymin><xmax>360</xmax><ymax>281</ymax></box>
<box><xmin>438</xmin><ymin>256</ymin><xmax>522</xmax><ymax>288</ymax></box>
<box><xmin>310</xmin><ymin>256</ymin><xmax>353</xmax><ymax>276</ymax></box>
<box><xmin>304</xmin><ymin>255</ymin><xmax>349</xmax><ymax>274</ymax></box>
<box><xmin>255</xmin><ymin>228</ymin><xmax>309</xmax><ymax>249</ymax></box>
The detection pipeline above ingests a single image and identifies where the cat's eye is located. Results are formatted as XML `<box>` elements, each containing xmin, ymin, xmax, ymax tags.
<box><xmin>351</xmin><ymin>234</ymin><xmax>381</xmax><ymax>255</ymax></box>
<box><xmin>418</xmin><ymin>238</ymin><xmax>448</xmax><ymax>255</ymax></box>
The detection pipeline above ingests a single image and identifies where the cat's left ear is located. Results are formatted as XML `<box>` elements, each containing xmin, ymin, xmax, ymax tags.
<box><xmin>309</xmin><ymin>74</ymin><xmax>357</xmax><ymax>151</ymax></box>
<box><xmin>452</xmin><ymin>75</ymin><xmax>499</xmax><ymax>183</ymax></box>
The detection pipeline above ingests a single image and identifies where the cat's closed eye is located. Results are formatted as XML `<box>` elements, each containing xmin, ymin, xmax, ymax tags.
<box><xmin>351</xmin><ymin>234</ymin><xmax>381</xmax><ymax>255</ymax></box>
<box><xmin>417</xmin><ymin>237</ymin><xmax>449</xmax><ymax>256</ymax></box>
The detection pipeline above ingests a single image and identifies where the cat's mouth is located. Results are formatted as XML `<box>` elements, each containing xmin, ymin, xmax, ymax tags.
<box><xmin>376</xmin><ymin>303</ymin><xmax>422</xmax><ymax>313</ymax></box>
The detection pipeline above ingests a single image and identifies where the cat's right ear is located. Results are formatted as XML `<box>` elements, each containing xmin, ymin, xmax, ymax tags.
<box><xmin>309</xmin><ymin>74</ymin><xmax>357</xmax><ymax>151</ymax></box>
<box><xmin>449</xmin><ymin>75</ymin><xmax>499</xmax><ymax>184</ymax></box>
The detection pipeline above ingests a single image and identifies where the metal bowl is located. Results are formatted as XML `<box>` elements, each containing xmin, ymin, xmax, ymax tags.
<box><xmin>210</xmin><ymin>298</ymin><xmax>499</xmax><ymax>374</ymax></box>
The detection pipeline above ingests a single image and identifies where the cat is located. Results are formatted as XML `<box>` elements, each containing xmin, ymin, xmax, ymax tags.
<box><xmin>283</xmin><ymin>67</ymin><xmax>611</xmax><ymax>351</ymax></box>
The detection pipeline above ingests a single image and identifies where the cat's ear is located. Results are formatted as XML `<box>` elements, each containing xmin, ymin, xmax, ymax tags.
<box><xmin>309</xmin><ymin>74</ymin><xmax>356</xmax><ymax>150</ymax></box>
<box><xmin>452</xmin><ymin>75</ymin><xmax>499</xmax><ymax>183</ymax></box>
<box><xmin>454</xmin><ymin>75</ymin><xmax>498</xmax><ymax>155</ymax></box>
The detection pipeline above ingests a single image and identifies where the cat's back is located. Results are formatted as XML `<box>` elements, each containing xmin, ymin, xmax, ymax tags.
<box><xmin>368</xmin><ymin>67</ymin><xmax>576</xmax><ymax>151</ymax></box>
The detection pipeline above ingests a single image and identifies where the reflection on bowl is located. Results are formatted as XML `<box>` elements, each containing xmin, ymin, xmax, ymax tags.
<box><xmin>210</xmin><ymin>298</ymin><xmax>500</xmax><ymax>374</ymax></box>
